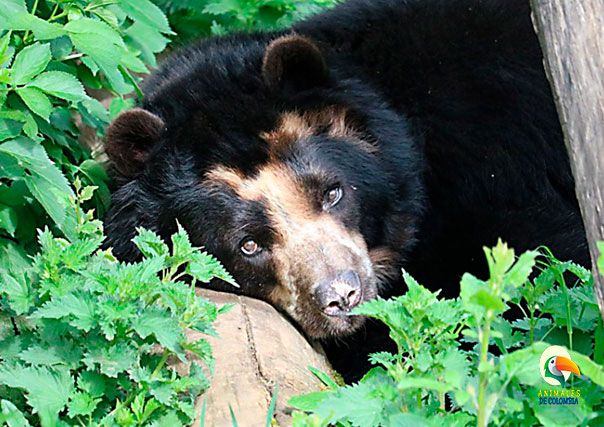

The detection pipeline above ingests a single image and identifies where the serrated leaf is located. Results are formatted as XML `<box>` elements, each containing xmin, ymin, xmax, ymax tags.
<box><xmin>313</xmin><ymin>381</ymin><xmax>385</xmax><ymax>426</ymax></box>
<box><xmin>32</xmin><ymin>293</ymin><xmax>96</xmax><ymax>331</ymax></box>
<box><xmin>29</xmin><ymin>71</ymin><xmax>87</xmax><ymax>102</ymax></box>
<box><xmin>77</xmin><ymin>371</ymin><xmax>106</xmax><ymax>398</ymax></box>
<box><xmin>125</xmin><ymin>21</ymin><xmax>169</xmax><ymax>67</ymax></box>
<box><xmin>0</xmin><ymin>363</ymin><xmax>74</xmax><ymax>416</ymax></box>
<box><xmin>506</xmin><ymin>250</ymin><xmax>538</xmax><ymax>287</ymax></box>
<box><xmin>470</xmin><ymin>289</ymin><xmax>506</xmax><ymax>313</ymax></box>
<box><xmin>67</xmin><ymin>392</ymin><xmax>99</xmax><ymax>417</ymax></box>
<box><xmin>0</xmin><ymin>204</ymin><xmax>18</xmax><ymax>236</ymax></box>
<box><xmin>187</xmin><ymin>251</ymin><xmax>237</xmax><ymax>286</ymax></box>
<box><xmin>83</xmin><ymin>343</ymin><xmax>137</xmax><ymax>378</ymax></box>
<box><xmin>16</xmin><ymin>87</ymin><xmax>52</xmax><ymax>121</ymax></box>
<box><xmin>133</xmin><ymin>228</ymin><xmax>169</xmax><ymax>258</ymax></box>
<box><xmin>10</xmin><ymin>43</ymin><xmax>52</xmax><ymax>85</ymax></box>
<box><xmin>18</xmin><ymin>341</ymin><xmax>81</xmax><ymax>367</ymax></box>
<box><xmin>65</xmin><ymin>18</ymin><xmax>130</xmax><ymax>93</ymax></box>
<box><xmin>120</xmin><ymin>0</ymin><xmax>172</xmax><ymax>34</ymax></box>
<box><xmin>1</xmin><ymin>399</ymin><xmax>32</xmax><ymax>427</ymax></box>
<box><xmin>0</xmin><ymin>6</ymin><xmax>66</xmax><ymax>41</ymax></box>
<box><xmin>0</xmin><ymin>138</ymin><xmax>76</xmax><ymax>239</ymax></box>
<box><xmin>132</xmin><ymin>307</ymin><xmax>184</xmax><ymax>356</ymax></box>
<box><xmin>1</xmin><ymin>270</ymin><xmax>33</xmax><ymax>315</ymax></box>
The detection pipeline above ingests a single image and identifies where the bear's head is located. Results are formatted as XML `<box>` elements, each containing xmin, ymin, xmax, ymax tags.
<box><xmin>104</xmin><ymin>34</ymin><xmax>423</xmax><ymax>339</ymax></box>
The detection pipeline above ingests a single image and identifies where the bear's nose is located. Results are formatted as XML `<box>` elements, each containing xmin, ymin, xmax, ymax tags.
<box><xmin>315</xmin><ymin>270</ymin><xmax>362</xmax><ymax>316</ymax></box>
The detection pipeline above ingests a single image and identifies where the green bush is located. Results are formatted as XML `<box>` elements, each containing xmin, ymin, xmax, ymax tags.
<box><xmin>0</xmin><ymin>182</ymin><xmax>236</xmax><ymax>426</ymax></box>
<box><xmin>153</xmin><ymin>0</ymin><xmax>338</xmax><ymax>45</ymax></box>
<box><xmin>291</xmin><ymin>241</ymin><xmax>604</xmax><ymax>427</ymax></box>
<box><xmin>0</xmin><ymin>0</ymin><xmax>174</xmax><ymax>257</ymax></box>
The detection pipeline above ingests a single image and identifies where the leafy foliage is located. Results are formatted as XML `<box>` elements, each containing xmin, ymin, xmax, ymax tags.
<box><xmin>152</xmin><ymin>0</ymin><xmax>338</xmax><ymax>45</ymax></box>
<box><xmin>0</xmin><ymin>0</ymin><xmax>172</xmax><ymax>256</ymax></box>
<box><xmin>0</xmin><ymin>182</ymin><xmax>235</xmax><ymax>426</ymax></box>
<box><xmin>0</xmin><ymin>1</ymin><xmax>338</xmax><ymax>425</ymax></box>
<box><xmin>291</xmin><ymin>241</ymin><xmax>604</xmax><ymax>426</ymax></box>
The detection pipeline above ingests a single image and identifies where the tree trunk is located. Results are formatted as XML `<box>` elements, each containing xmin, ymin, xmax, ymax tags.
<box><xmin>179</xmin><ymin>289</ymin><xmax>333</xmax><ymax>426</ymax></box>
<box><xmin>530</xmin><ymin>0</ymin><xmax>604</xmax><ymax>317</ymax></box>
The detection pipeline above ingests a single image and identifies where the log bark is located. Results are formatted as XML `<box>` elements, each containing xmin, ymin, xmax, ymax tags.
<box><xmin>184</xmin><ymin>289</ymin><xmax>333</xmax><ymax>426</ymax></box>
<box><xmin>530</xmin><ymin>0</ymin><xmax>604</xmax><ymax>317</ymax></box>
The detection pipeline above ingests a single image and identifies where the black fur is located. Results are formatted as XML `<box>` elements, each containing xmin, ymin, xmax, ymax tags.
<box><xmin>104</xmin><ymin>0</ymin><xmax>589</xmax><ymax>381</ymax></box>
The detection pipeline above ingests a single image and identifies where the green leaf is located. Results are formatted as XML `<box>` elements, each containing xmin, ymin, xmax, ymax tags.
<box><xmin>120</xmin><ymin>0</ymin><xmax>173</xmax><ymax>34</ymax></box>
<box><xmin>0</xmin><ymin>4</ymin><xmax>66</xmax><ymax>41</ymax></box>
<box><xmin>500</xmin><ymin>342</ymin><xmax>548</xmax><ymax>386</ymax></box>
<box><xmin>0</xmin><ymin>138</ymin><xmax>76</xmax><ymax>239</ymax></box>
<box><xmin>187</xmin><ymin>251</ymin><xmax>237</xmax><ymax>286</ymax></box>
<box><xmin>28</xmin><ymin>71</ymin><xmax>87</xmax><ymax>102</ymax></box>
<box><xmin>0</xmin><ymin>270</ymin><xmax>33</xmax><ymax>315</ymax></box>
<box><xmin>83</xmin><ymin>343</ymin><xmax>137</xmax><ymax>378</ymax></box>
<box><xmin>569</xmin><ymin>349</ymin><xmax>604</xmax><ymax>387</ymax></box>
<box><xmin>65</xmin><ymin>18</ymin><xmax>130</xmax><ymax>94</ymax></box>
<box><xmin>0</xmin><ymin>399</ymin><xmax>32</xmax><ymax>427</ymax></box>
<box><xmin>125</xmin><ymin>21</ymin><xmax>169</xmax><ymax>67</ymax></box>
<box><xmin>506</xmin><ymin>250</ymin><xmax>538</xmax><ymax>287</ymax></box>
<box><xmin>288</xmin><ymin>391</ymin><xmax>330</xmax><ymax>412</ymax></box>
<box><xmin>0</xmin><ymin>33</ymin><xmax>13</xmax><ymax>69</ymax></box>
<box><xmin>132</xmin><ymin>307</ymin><xmax>184</xmax><ymax>356</ymax></box>
<box><xmin>50</xmin><ymin>36</ymin><xmax>73</xmax><ymax>61</ymax></box>
<box><xmin>16</xmin><ymin>87</ymin><xmax>52</xmax><ymax>121</ymax></box>
<box><xmin>0</xmin><ymin>364</ymin><xmax>74</xmax><ymax>417</ymax></box>
<box><xmin>10</xmin><ymin>43</ymin><xmax>52</xmax><ymax>86</ymax></box>
<box><xmin>397</xmin><ymin>376</ymin><xmax>453</xmax><ymax>393</ymax></box>
<box><xmin>313</xmin><ymin>381</ymin><xmax>386</xmax><ymax>426</ymax></box>
<box><xmin>133</xmin><ymin>228</ymin><xmax>169</xmax><ymax>259</ymax></box>
<box><xmin>0</xmin><ymin>204</ymin><xmax>18</xmax><ymax>236</ymax></box>
<box><xmin>470</xmin><ymin>289</ymin><xmax>506</xmax><ymax>313</ymax></box>
<box><xmin>308</xmin><ymin>366</ymin><xmax>339</xmax><ymax>389</ymax></box>
<box><xmin>77</xmin><ymin>371</ymin><xmax>106</xmax><ymax>398</ymax></box>
<box><xmin>67</xmin><ymin>392</ymin><xmax>99</xmax><ymax>417</ymax></box>
<box><xmin>0</xmin><ymin>118</ymin><xmax>23</xmax><ymax>142</ymax></box>
<box><xmin>32</xmin><ymin>293</ymin><xmax>96</xmax><ymax>331</ymax></box>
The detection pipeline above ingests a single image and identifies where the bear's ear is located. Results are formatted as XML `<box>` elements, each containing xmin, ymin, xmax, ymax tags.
<box><xmin>105</xmin><ymin>108</ymin><xmax>165</xmax><ymax>177</ymax></box>
<box><xmin>262</xmin><ymin>34</ymin><xmax>329</xmax><ymax>92</ymax></box>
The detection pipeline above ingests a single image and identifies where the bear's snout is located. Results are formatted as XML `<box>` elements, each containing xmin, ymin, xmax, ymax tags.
<box><xmin>314</xmin><ymin>270</ymin><xmax>363</xmax><ymax>316</ymax></box>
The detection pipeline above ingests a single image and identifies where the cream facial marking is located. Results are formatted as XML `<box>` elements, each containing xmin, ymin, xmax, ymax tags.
<box><xmin>260</xmin><ymin>108</ymin><xmax>377</xmax><ymax>156</ymax></box>
<box><xmin>204</xmin><ymin>161</ymin><xmax>374</xmax><ymax>322</ymax></box>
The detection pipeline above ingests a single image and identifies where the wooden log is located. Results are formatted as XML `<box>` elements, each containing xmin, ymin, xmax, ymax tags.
<box><xmin>530</xmin><ymin>0</ymin><xmax>604</xmax><ymax>317</ymax></box>
<box><xmin>183</xmin><ymin>289</ymin><xmax>333</xmax><ymax>426</ymax></box>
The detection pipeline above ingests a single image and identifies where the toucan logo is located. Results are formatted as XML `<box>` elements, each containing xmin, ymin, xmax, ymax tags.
<box><xmin>539</xmin><ymin>345</ymin><xmax>581</xmax><ymax>387</ymax></box>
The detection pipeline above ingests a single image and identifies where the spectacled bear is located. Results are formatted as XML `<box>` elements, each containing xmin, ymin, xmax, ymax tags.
<box><xmin>104</xmin><ymin>0</ymin><xmax>589</xmax><ymax>379</ymax></box>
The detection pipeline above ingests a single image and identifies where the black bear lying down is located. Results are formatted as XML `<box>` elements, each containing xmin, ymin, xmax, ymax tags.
<box><xmin>104</xmin><ymin>0</ymin><xmax>589</xmax><ymax>375</ymax></box>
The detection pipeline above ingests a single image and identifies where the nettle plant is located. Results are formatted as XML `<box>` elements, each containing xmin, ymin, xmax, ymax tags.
<box><xmin>0</xmin><ymin>182</ymin><xmax>235</xmax><ymax>426</ymax></box>
<box><xmin>0</xmin><ymin>0</ymin><xmax>172</xmax><ymax>257</ymax></box>
<box><xmin>291</xmin><ymin>241</ymin><xmax>604</xmax><ymax>427</ymax></box>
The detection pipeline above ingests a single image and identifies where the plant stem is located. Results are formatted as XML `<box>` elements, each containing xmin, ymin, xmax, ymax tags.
<box><xmin>476</xmin><ymin>313</ymin><xmax>492</xmax><ymax>427</ymax></box>
<box><xmin>49</xmin><ymin>2</ymin><xmax>60</xmax><ymax>20</ymax></box>
<box><xmin>23</xmin><ymin>0</ymin><xmax>41</xmax><ymax>42</ymax></box>
<box><xmin>48</xmin><ymin>11</ymin><xmax>68</xmax><ymax>22</ymax></box>
<box><xmin>151</xmin><ymin>350</ymin><xmax>170</xmax><ymax>379</ymax></box>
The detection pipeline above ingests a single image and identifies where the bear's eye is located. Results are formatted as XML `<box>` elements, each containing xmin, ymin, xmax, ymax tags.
<box><xmin>323</xmin><ymin>186</ymin><xmax>343</xmax><ymax>210</ymax></box>
<box><xmin>240</xmin><ymin>238</ymin><xmax>260</xmax><ymax>256</ymax></box>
